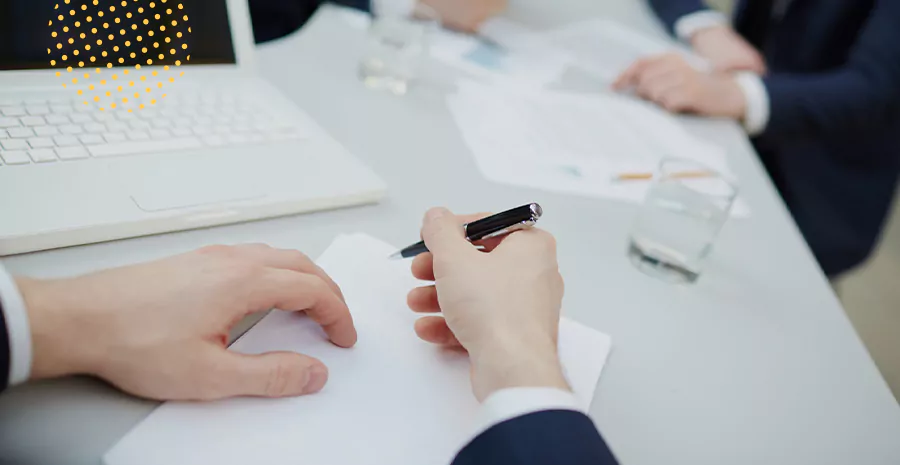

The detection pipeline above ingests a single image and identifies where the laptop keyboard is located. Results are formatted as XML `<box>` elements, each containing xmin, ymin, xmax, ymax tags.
<box><xmin>0</xmin><ymin>93</ymin><xmax>307</xmax><ymax>166</ymax></box>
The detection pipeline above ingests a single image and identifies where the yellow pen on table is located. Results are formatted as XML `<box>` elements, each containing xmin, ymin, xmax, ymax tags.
<box><xmin>612</xmin><ymin>170</ymin><xmax>715</xmax><ymax>182</ymax></box>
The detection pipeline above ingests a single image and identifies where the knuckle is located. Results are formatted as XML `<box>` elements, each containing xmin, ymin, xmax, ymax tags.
<box><xmin>637</xmin><ymin>73</ymin><xmax>652</xmax><ymax>87</ymax></box>
<box><xmin>285</xmin><ymin>249</ymin><xmax>312</xmax><ymax>266</ymax></box>
<box><xmin>226</xmin><ymin>261</ymin><xmax>264</xmax><ymax>285</ymax></box>
<box><xmin>197</xmin><ymin>244</ymin><xmax>234</xmax><ymax>257</ymax></box>
<box><xmin>301</xmin><ymin>274</ymin><xmax>331</xmax><ymax>297</ymax></box>
<box><xmin>422</xmin><ymin>207</ymin><xmax>443</xmax><ymax>223</ymax></box>
<box><xmin>308</xmin><ymin>273</ymin><xmax>329</xmax><ymax>290</ymax></box>
<box><xmin>420</xmin><ymin>221</ymin><xmax>437</xmax><ymax>239</ymax></box>
<box><xmin>662</xmin><ymin>96</ymin><xmax>682</xmax><ymax>111</ymax></box>
<box><xmin>264</xmin><ymin>362</ymin><xmax>292</xmax><ymax>398</ymax></box>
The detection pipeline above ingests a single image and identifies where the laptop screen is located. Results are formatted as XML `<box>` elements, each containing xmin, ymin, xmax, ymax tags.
<box><xmin>0</xmin><ymin>0</ymin><xmax>236</xmax><ymax>71</ymax></box>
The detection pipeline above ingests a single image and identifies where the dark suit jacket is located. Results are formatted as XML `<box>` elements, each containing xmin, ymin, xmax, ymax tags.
<box><xmin>250</xmin><ymin>0</ymin><xmax>370</xmax><ymax>43</ymax></box>
<box><xmin>649</xmin><ymin>0</ymin><xmax>900</xmax><ymax>276</ymax></box>
<box><xmin>452</xmin><ymin>410</ymin><xmax>619</xmax><ymax>465</ymax></box>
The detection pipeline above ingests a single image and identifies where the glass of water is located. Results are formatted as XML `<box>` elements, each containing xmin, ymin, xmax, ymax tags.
<box><xmin>627</xmin><ymin>158</ymin><xmax>738</xmax><ymax>284</ymax></box>
<box><xmin>358</xmin><ymin>3</ymin><xmax>440</xmax><ymax>95</ymax></box>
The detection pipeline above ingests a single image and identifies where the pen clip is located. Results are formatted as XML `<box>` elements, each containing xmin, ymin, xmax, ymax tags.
<box><xmin>476</xmin><ymin>219</ymin><xmax>537</xmax><ymax>241</ymax></box>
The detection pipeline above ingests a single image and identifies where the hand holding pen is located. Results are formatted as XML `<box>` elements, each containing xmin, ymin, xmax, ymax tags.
<box><xmin>389</xmin><ymin>203</ymin><xmax>543</xmax><ymax>259</ymax></box>
<box><xmin>404</xmin><ymin>205</ymin><xmax>568</xmax><ymax>401</ymax></box>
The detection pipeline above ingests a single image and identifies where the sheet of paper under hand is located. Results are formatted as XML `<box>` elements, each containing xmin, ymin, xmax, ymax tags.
<box><xmin>104</xmin><ymin>233</ymin><xmax>612</xmax><ymax>465</ymax></box>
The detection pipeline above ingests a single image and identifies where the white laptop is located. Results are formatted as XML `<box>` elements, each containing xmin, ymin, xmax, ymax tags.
<box><xmin>0</xmin><ymin>0</ymin><xmax>387</xmax><ymax>256</ymax></box>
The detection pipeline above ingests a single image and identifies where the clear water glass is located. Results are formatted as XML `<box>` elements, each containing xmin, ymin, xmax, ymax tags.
<box><xmin>627</xmin><ymin>158</ymin><xmax>738</xmax><ymax>284</ymax></box>
<box><xmin>358</xmin><ymin>4</ymin><xmax>440</xmax><ymax>95</ymax></box>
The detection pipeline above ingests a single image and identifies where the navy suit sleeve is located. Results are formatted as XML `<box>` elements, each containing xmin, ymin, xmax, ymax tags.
<box><xmin>250</xmin><ymin>0</ymin><xmax>372</xmax><ymax>43</ymax></box>
<box><xmin>759</xmin><ymin>0</ymin><xmax>900</xmax><ymax>141</ymax></box>
<box><xmin>647</xmin><ymin>0</ymin><xmax>711</xmax><ymax>35</ymax></box>
<box><xmin>330</xmin><ymin>0</ymin><xmax>370</xmax><ymax>11</ymax></box>
<box><xmin>452</xmin><ymin>410</ymin><xmax>619</xmax><ymax>465</ymax></box>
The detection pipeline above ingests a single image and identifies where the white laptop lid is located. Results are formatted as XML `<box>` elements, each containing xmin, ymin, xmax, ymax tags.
<box><xmin>0</xmin><ymin>0</ymin><xmax>258</xmax><ymax>90</ymax></box>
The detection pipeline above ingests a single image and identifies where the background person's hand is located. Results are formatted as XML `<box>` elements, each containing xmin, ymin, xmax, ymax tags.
<box><xmin>613</xmin><ymin>53</ymin><xmax>747</xmax><ymax>119</ymax></box>
<box><xmin>18</xmin><ymin>244</ymin><xmax>355</xmax><ymax>401</ymax></box>
<box><xmin>690</xmin><ymin>25</ymin><xmax>766</xmax><ymax>75</ymax></box>
<box><xmin>407</xmin><ymin>208</ymin><xmax>568</xmax><ymax>401</ymax></box>
<box><xmin>421</xmin><ymin>0</ymin><xmax>507</xmax><ymax>33</ymax></box>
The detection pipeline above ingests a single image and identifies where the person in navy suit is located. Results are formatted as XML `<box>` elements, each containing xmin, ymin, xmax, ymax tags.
<box><xmin>0</xmin><ymin>207</ymin><xmax>617</xmax><ymax>464</ymax></box>
<box><xmin>250</xmin><ymin>0</ymin><xmax>507</xmax><ymax>43</ymax></box>
<box><xmin>614</xmin><ymin>0</ymin><xmax>900</xmax><ymax>277</ymax></box>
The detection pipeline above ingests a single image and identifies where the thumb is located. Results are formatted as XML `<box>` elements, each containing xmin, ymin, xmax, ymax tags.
<box><xmin>421</xmin><ymin>207</ymin><xmax>475</xmax><ymax>257</ymax></box>
<box><xmin>216</xmin><ymin>351</ymin><xmax>329</xmax><ymax>398</ymax></box>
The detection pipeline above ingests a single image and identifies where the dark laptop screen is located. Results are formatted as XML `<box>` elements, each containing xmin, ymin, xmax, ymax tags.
<box><xmin>0</xmin><ymin>0</ymin><xmax>236</xmax><ymax>71</ymax></box>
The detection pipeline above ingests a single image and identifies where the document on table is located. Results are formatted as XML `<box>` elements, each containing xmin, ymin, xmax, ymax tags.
<box><xmin>335</xmin><ymin>7</ymin><xmax>571</xmax><ymax>88</ymax></box>
<box><xmin>544</xmin><ymin>19</ymin><xmax>709</xmax><ymax>82</ymax></box>
<box><xmin>447</xmin><ymin>81</ymin><xmax>750</xmax><ymax>217</ymax></box>
<box><xmin>430</xmin><ymin>19</ymin><xmax>573</xmax><ymax>88</ymax></box>
<box><xmin>104</xmin><ymin>233</ymin><xmax>613</xmax><ymax>465</ymax></box>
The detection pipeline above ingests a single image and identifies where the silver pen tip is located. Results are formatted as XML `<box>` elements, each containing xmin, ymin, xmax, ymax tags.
<box><xmin>388</xmin><ymin>251</ymin><xmax>403</xmax><ymax>260</ymax></box>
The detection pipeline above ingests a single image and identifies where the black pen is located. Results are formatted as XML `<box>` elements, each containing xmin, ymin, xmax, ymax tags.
<box><xmin>388</xmin><ymin>203</ymin><xmax>543</xmax><ymax>260</ymax></box>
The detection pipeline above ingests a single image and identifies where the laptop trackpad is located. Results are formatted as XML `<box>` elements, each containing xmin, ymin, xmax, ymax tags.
<box><xmin>117</xmin><ymin>154</ymin><xmax>267</xmax><ymax>212</ymax></box>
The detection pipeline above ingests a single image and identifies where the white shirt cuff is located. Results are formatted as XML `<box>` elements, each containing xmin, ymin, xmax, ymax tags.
<box><xmin>734</xmin><ymin>72</ymin><xmax>771</xmax><ymax>136</ymax></box>
<box><xmin>472</xmin><ymin>387</ymin><xmax>581</xmax><ymax>438</ymax></box>
<box><xmin>370</xmin><ymin>0</ymin><xmax>417</xmax><ymax>17</ymax></box>
<box><xmin>674</xmin><ymin>10</ymin><xmax>730</xmax><ymax>42</ymax></box>
<box><xmin>0</xmin><ymin>264</ymin><xmax>32</xmax><ymax>386</ymax></box>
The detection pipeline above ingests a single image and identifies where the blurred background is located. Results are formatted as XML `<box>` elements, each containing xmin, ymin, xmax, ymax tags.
<box><xmin>841</xmin><ymin>198</ymin><xmax>900</xmax><ymax>401</ymax></box>
<box><xmin>705</xmin><ymin>0</ymin><xmax>900</xmax><ymax>402</ymax></box>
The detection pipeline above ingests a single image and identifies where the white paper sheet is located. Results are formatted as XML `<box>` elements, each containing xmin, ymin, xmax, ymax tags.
<box><xmin>545</xmin><ymin>19</ymin><xmax>709</xmax><ymax>82</ymax></box>
<box><xmin>430</xmin><ymin>20</ymin><xmax>573</xmax><ymax>88</ymax></box>
<box><xmin>333</xmin><ymin>4</ymin><xmax>570</xmax><ymax>88</ymax></box>
<box><xmin>104</xmin><ymin>233</ymin><xmax>612</xmax><ymax>465</ymax></box>
<box><xmin>447</xmin><ymin>81</ymin><xmax>750</xmax><ymax>217</ymax></box>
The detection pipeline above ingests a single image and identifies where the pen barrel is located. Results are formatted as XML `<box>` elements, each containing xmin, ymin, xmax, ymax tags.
<box><xmin>391</xmin><ymin>203</ymin><xmax>542</xmax><ymax>260</ymax></box>
<box><xmin>465</xmin><ymin>204</ymin><xmax>541</xmax><ymax>241</ymax></box>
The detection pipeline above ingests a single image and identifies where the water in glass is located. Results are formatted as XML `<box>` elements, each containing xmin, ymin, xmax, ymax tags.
<box><xmin>628</xmin><ymin>159</ymin><xmax>737</xmax><ymax>284</ymax></box>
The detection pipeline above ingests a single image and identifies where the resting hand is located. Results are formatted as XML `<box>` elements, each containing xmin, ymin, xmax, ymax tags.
<box><xmin>19</xmin><ymin>244</ymin><xmax>355</xmax><ymax>400</ymax></box>
<box><xmin>613</xmin><ymin>53</ymin><xmax>747</xmax><ymax>119</ymax></box>
<box><xmin>407</xmin><ymin>208</ymin><xmax>567</xmax><ymax>401</ymax></box>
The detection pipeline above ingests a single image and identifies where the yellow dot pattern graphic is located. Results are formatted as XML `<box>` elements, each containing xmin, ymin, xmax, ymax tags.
<box><xmin>48</xmin><ymin>0</ymin><xmax>191</xmax><ymax>111</ymax></box>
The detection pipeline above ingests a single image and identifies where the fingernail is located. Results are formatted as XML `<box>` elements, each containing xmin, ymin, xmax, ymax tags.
<box><xmin>426</xmin><ymin>207</ymin><xmax>448</xmax><ymax>221</ymax></box>
<box><xmin>302</xmin><ymin>365</ymin><xmax>328</xmax><ymax>394</ymax></box>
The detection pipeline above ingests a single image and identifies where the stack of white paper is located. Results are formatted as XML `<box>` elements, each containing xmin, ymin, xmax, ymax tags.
<box><xmin>104</xmin><ymin>233</ymin><xmax>612</xmax><ymax>465</ymax></box>
<box><xmin>447</xmin><ymin>81</ymin><xmax>750</xmax><ymax>216</ymax></box>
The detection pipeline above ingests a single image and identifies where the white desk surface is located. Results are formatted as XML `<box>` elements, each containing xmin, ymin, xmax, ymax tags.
<box><xmin>2</xmin><ymin>2</ymin><xmax>899</xmax><ymax>464</ymax></box>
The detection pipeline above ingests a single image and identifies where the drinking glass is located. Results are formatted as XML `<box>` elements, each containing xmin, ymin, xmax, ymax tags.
<box><xmin>358</xmin><ymin>4</ymin><xmax>440</xmax><ymax>95</ymax></box>
<box><xmin>627</xmin><ymin>158</ymin><xmax>738</xmax><ymax>284</ymax></box>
